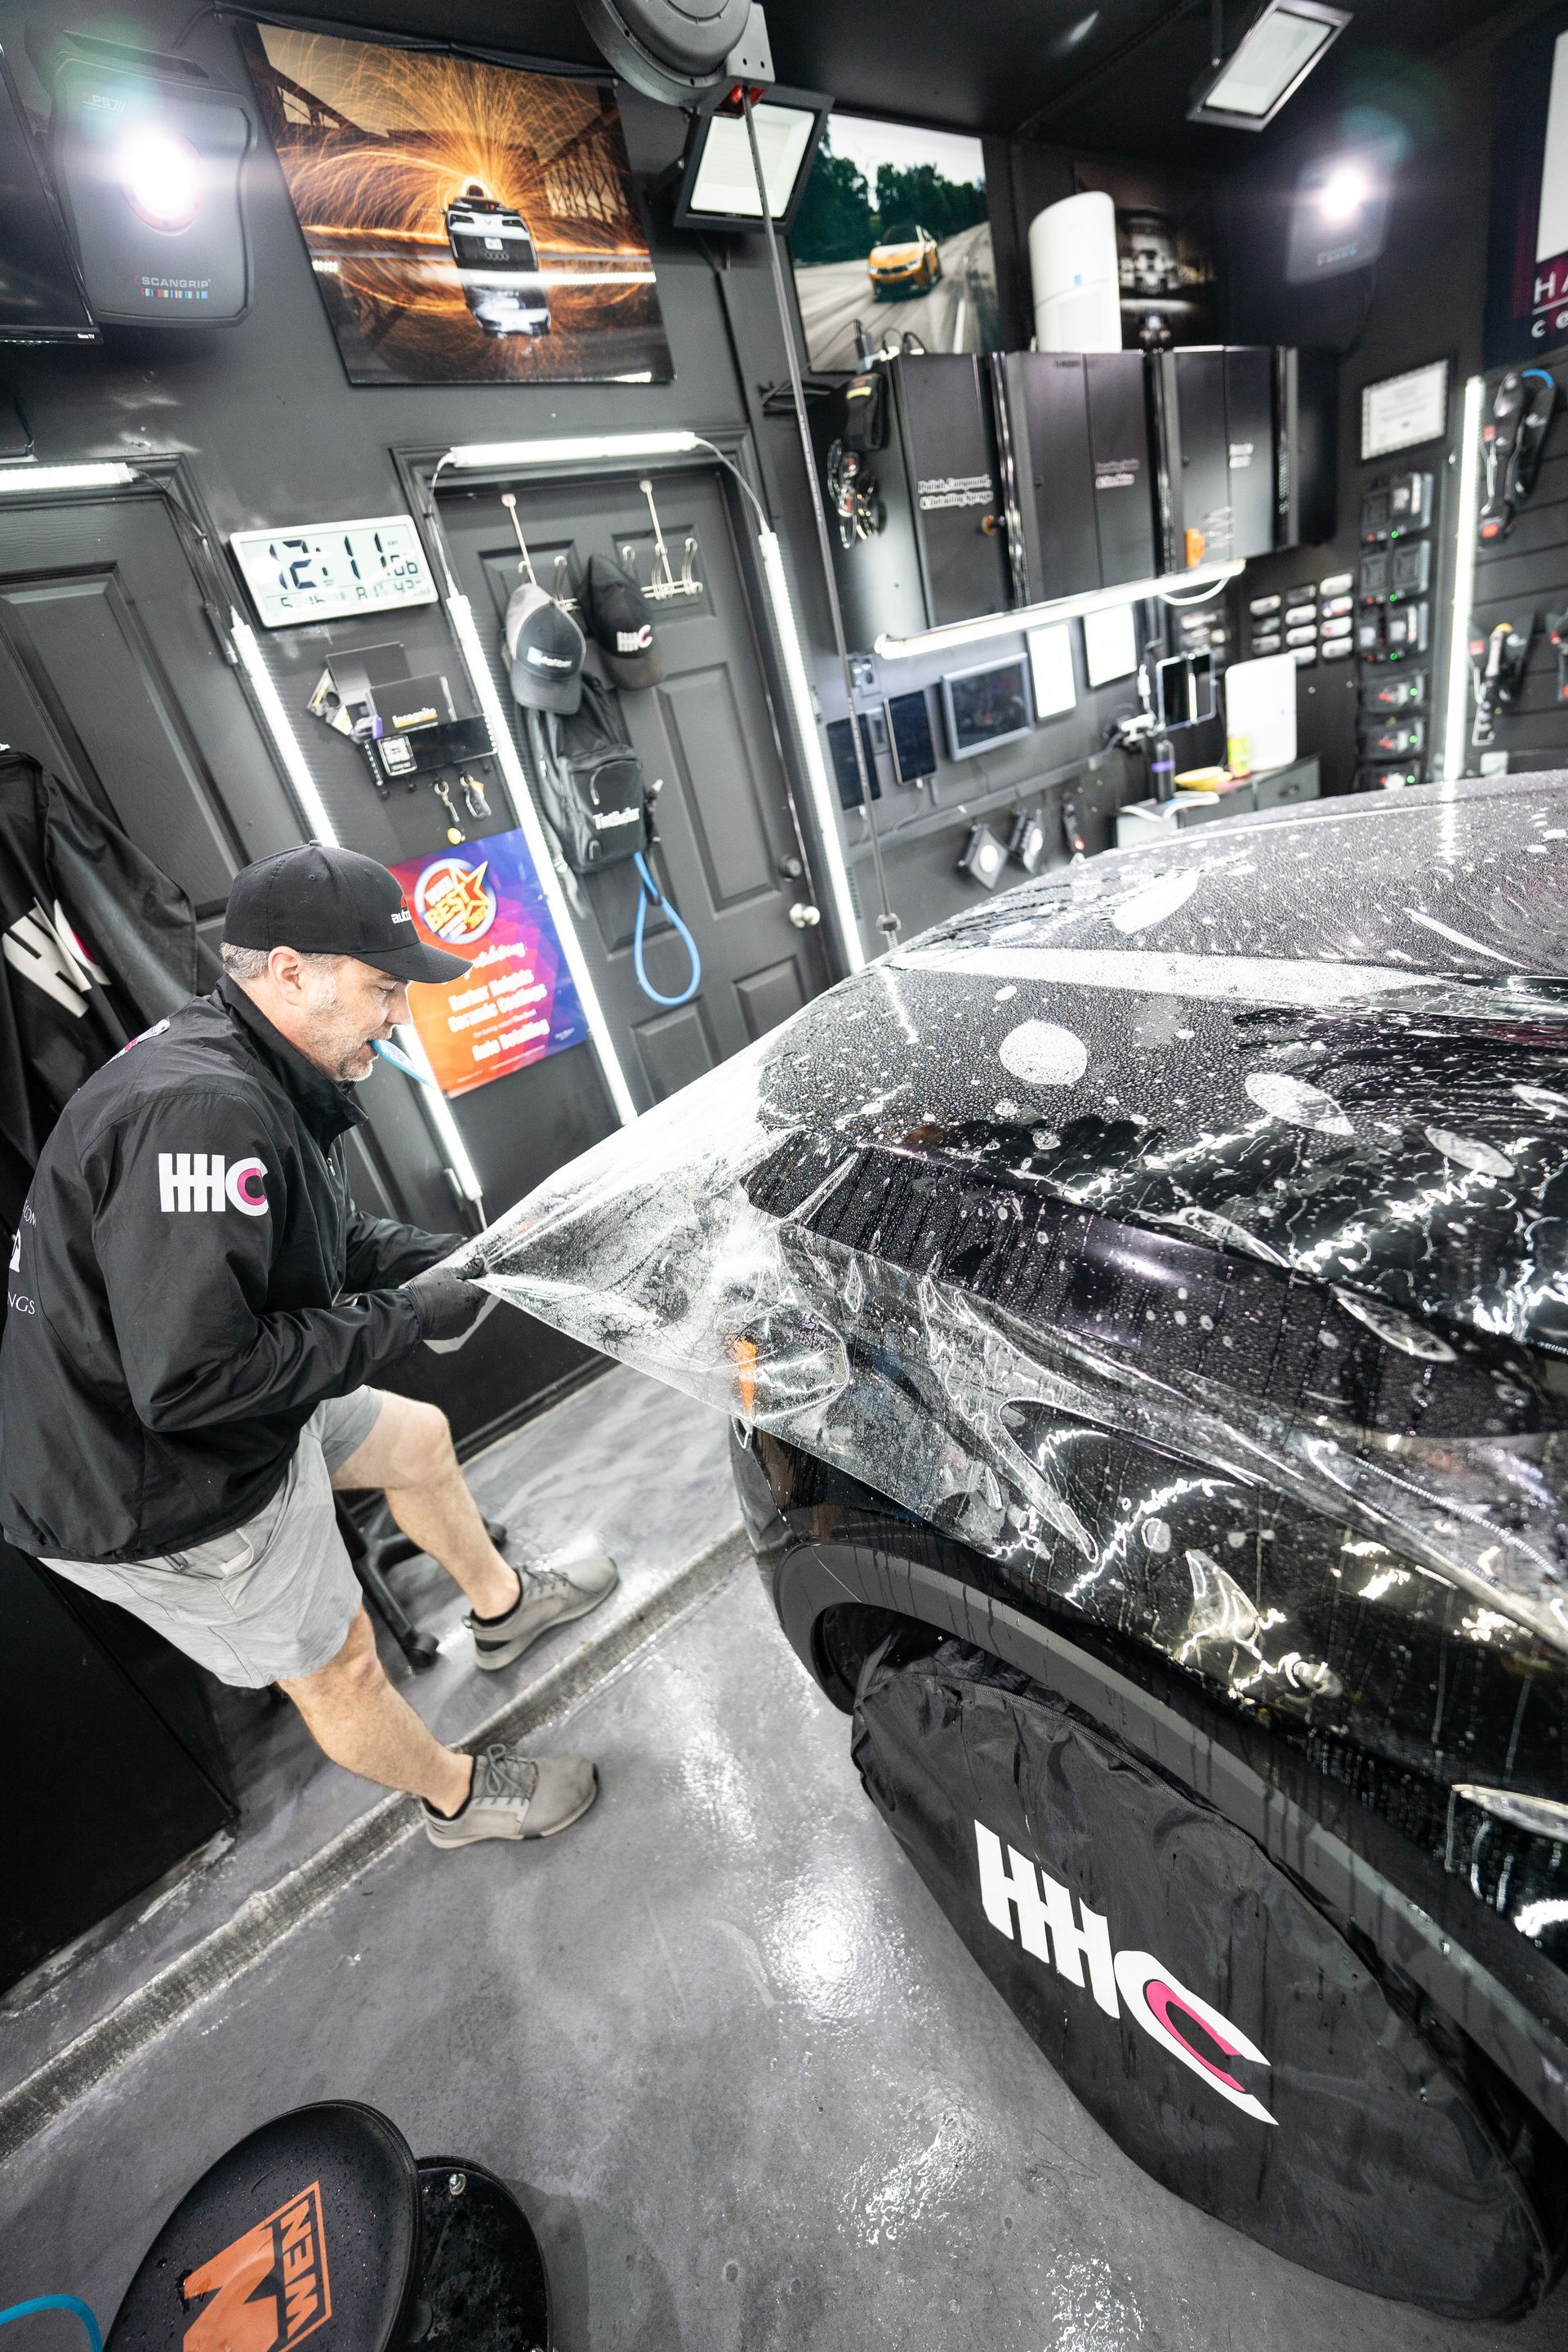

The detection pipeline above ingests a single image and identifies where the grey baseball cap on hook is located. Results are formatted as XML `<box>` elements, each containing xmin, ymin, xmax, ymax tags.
<box><xmin>505</xmin><ymin>582</ymin><xmax>586</xmax><ymax>715</ymax></box>
<box><xmin>224</xmin><ymin>847</ymin><xmax>469</xmax><ymax>985</ymax></box>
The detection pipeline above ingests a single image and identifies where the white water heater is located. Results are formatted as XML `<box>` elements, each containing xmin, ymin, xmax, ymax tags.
<box><xmin>1029</xmin><ymin>190</ymin><xmax>1121</xmax><ymax>353</ymax></box>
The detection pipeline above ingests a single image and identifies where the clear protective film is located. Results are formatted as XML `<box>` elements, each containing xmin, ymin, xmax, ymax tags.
<box><xmin>458</xmin><ymin>777</ymin><xmax>1568</xmax><ymax>1692</ymax></box>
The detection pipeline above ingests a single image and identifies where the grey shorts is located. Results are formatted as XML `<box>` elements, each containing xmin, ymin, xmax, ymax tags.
<box><xmin>42</xmin><ymin>1388</ymin><xmax>385</xmax><ymax>1690</ymax></box>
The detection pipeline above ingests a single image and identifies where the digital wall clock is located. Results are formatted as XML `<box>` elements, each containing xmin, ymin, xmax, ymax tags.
<box><xmin>229</xmin><ymin>514</ymin><xmax>439</xmax><ymax>627</ymax></box>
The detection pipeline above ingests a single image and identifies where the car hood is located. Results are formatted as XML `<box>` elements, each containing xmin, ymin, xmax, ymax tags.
<box><xmin>462</xmin><ymin>777</ymin><xmax>1568</xmax><ymax>1659</ymax></box>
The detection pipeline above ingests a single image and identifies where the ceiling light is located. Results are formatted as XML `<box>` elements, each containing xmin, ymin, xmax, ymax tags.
<box><xmin>1188</xmin><ymin>0</ymin><xmax>1349</xmax><ymax>131</ymax></box>
<box><xmin>670</xmin><ymin>88</ymin><xmax>831</xmax><ymax>234</ymax></box>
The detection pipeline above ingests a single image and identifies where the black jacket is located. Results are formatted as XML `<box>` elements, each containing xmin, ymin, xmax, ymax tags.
<box><xmin>0</xmin><ymin>752</ymin><xmax>202</xmax><ymax>1243</ymax></box>
<box><xmin>0</xmin><ymin>980</ymin><xmax>459</xmax><ymax>1563</ymax></box>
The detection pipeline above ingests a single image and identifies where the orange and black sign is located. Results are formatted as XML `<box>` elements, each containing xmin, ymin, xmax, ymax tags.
<box><xmin>181</xmin><ymin>2181</ymin><xmax>332</xmax><ymax>2352</ymax></box>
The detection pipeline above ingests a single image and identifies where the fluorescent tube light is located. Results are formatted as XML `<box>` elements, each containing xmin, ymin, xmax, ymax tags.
<box><xmin>442</xmin><ymin>587</ymin><xmax>640</xmax><ymax>1125</ymax></box>
<box><xmin>393</xmin><ymin>1022</ymin><xmax>485</xmax><ymax>1207</ymax></box>
<box><xmin>1188</xmin><ymin>0</ymin><xmax>1349</xmax><ymax>130</ymax></box>
<box><xmin>1442</xmin><ymin>372</ymin><xmax>1486</xmax><ymax>782</ymax></box>
<box><xmin>229</xmin><ymin>612</ymin><xmax>341</xmax><ymax>848</ymax></box>
<box><xmin>0</xmin><ymin>461</ymin><xmax>136</xmax><ymax>492</ymax></box>
<box><xmin>756</xmin><ymin>525</ymin><xmax>865</xmax><ymax>973</ymax></box>
<box><xmin>442</xmin><ymin>432</ymin><xmax>698</xmax><ymax>472</ymax></box>
<box><xmin>873</xmin><ymin>561</ymin><xmax>1245</xmax><ymax>662</ymax></box>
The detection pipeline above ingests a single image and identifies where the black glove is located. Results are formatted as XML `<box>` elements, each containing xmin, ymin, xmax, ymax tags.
<box><xmin>402</xmin><ymin>1258</ymin><xmax>488</xmax><ymax>1343</ymax></box>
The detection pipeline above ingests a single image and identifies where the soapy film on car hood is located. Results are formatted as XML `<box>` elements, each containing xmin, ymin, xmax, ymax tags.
<box><xmin>463</xmin><ymin>777</ymin><xmax>1568</xmax><ymax>1660</ymax></box>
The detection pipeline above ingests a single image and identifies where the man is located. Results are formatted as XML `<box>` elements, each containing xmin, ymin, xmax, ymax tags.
<box><xmin>0</xmin><ymin>845</ymin><xmax>616</xmax><ymax>1849</ymax></box>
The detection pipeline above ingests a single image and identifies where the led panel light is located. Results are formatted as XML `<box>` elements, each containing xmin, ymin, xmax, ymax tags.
<box><xmin>874</xmin><ymin>560</ymin><xmax>1244</xmax><ymax>662</ymax></box>
<box><xmin>671</xmin><ymin>90</ymin><xmax>831</xmax><ymax>234</ymax></box>
<box><xmin>1188</xmin><ymin>0</ymin><xmax>1349</xmax><ymax>131</ymax></box>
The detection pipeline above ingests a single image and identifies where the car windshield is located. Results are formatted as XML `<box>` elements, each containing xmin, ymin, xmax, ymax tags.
<box><xmin>880</xmin><ymin>222</ymin><xmax>920</xmax><ymax>245</ymax></box>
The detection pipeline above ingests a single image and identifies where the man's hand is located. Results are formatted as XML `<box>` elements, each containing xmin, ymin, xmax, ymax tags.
<box><xmin>402</xmin><ymin>1259</ymin><xmax>488</xmax><ymax>1343</ymax></box>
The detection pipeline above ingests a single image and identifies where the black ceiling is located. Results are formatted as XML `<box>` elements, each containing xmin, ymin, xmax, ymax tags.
<box><xmin>278</xmin><ymin>0</ymin><xmax>1536</xmax><ymax>167</ymax></box>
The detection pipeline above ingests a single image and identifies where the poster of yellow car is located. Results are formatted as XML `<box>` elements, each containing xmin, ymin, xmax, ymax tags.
<box><xmin>791</xmin><ymin>112</ymin><xmax>1000</xmax><ymax>371</ymax></box>
<box><xmin>867</xmin><ymin>221</ymin><xmax>941</xmax><ymax>295</ymax></box>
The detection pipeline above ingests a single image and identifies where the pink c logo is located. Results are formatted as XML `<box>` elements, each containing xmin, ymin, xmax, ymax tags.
<box><xmin>1113</xmin><ymin>1950</ymin><xmax>1276</xmax><ymax>2125</ymax></box>
<box><xmin>225</xmin><ymin>1156</ymin><xmax>269</xmax><ymax>1217</ymax></box>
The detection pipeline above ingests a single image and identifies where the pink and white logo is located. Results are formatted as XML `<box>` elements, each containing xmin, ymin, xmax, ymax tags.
<box><xmin>158</xmin><ymin>1153</ymin><xmax>270</xmax><ymax>1217</ymax></box>
<box><xmin>975</xmin><ymin>1820</ymin><xmax>1276</xmax><ymax>2126</ymax></box>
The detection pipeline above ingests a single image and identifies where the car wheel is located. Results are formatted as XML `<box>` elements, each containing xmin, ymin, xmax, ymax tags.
<box><xmin>849</xmin><ymin>1631</ymin><xmax>1568</xmax><ymax>2320</ymax></box>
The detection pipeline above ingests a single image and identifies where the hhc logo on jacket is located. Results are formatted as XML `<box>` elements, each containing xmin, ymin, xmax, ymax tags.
<box><xmin>181</xmin><ymin>2179</ymin><xmax>332</xmax><ymax>2352</ymax></box>
<box><xmin>158</xmin><ymin>1153</ymin><xmax>270</xmax><ymax>1216</ymax></box>
<box><xmin>974</xmin><ymin>1821</ymin><xmax>1276</xmax><ymax>2125</ymax></box>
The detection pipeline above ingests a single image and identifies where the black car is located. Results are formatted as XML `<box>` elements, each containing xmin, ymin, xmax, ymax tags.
<box><xmin>472</xmin><ymin>776</ymin><xmax>1568</xmax><ymax>2321</ymax></box>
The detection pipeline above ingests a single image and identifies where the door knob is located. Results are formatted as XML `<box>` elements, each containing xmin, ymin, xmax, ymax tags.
<box><xmin>788</xmin><ymin>902</ymin><xmax>822</xmax><ymax>929</ymax></box>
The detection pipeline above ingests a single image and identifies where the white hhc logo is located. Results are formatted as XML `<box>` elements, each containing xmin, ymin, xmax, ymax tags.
<box><xmin>157</xmin><ymin>1153</ymin><xmax>270</xmax><ymax>1217</ymax></box>
<box><xmin>974</xmin><ymin>1821</ymin><xmax>1276</xmax><ymax>2126</ymax></box>
<box><xmin>2</xmin><ymin>898</ymin><xmax>108</xmax><ymax>1018</ymax></box>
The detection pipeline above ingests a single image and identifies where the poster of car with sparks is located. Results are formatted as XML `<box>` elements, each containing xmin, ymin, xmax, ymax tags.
<box><xmin>243</xmin><ymin>25</ymin><xmax>671</xmax><ymax>385</ymax></box>
<box><xmin>388</xmin><ymin>831</ymin><xmax>590</xmax><ymax>1095</ymax></box>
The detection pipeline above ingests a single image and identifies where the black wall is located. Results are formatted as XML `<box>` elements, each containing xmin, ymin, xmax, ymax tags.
<box><xmin>1218</xmin><ymin>6</ymin><xmax>1545</xmax><ymax>795</ymax></box>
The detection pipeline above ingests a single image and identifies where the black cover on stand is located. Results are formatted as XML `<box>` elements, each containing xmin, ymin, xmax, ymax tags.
<box><xmin>0</xmin><ymin>751</ymin><xmax>200</xmax><ymax>1235</ymax></box>
<box><xmin>852</xmin><ymin>1634</ymin><xmax>1565</xmax><ymax>2319</ymax></box>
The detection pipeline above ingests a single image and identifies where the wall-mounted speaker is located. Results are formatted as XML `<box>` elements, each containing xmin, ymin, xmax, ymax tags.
<box><xmin>48</xmin><ymin>35</ymin><xmax>252</xmax><ymax>327</ymax></box>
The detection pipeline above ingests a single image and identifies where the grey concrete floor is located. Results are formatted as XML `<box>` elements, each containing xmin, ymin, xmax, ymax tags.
<box><xmin>1</xmin><ymin>1564</ymin><xmax>1559</xmax><ymax>2352</ymax></box>
<box><xmin>0</xmin><ymin>1364</ymin><xmax>737</xmax><ymax>2099</ymax></box>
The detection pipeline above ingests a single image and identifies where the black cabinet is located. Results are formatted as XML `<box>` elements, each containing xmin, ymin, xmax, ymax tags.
<box><xmin>819</xmin><ymin>354</ymin><xmax>1011</xmax><ymax>647</ymax></box>
<box><xmin>0</xmin><ymin>1539</ymin><xmax>235</xmax><ymax>1996</ymax></box>
<box><xmin>1000</xmin><ymin>350</ymin><xmax>1159</xmax><ymax>602</ymax></box>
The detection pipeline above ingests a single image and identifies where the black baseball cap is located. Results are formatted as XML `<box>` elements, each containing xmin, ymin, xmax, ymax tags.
<box><xmin>505</xmin><ymin>583</ymin><xmax>585</xmax><ymax>715</ymax></box>
<box><xmin>580</xmin><ymin>553</ymin><xmax>663</xmax><ymax>689</ymax></box>
<box><xmin>224</xmin><ymin>847</ymin><xmax>468</xmax><ymax>985</ymax></box>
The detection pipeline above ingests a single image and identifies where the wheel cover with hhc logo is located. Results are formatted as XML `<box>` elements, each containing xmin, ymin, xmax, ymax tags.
<box><xmin>851</xmin><ymin>1637</ymin><xmax>1559</xmax><ymax>2319</ymax></box>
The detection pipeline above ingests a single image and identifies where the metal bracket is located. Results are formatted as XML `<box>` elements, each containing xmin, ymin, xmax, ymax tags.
<box><xmin>620</xmin><ymin>477</ymin><xmax>703</xmax><ymax>603</ymax></box>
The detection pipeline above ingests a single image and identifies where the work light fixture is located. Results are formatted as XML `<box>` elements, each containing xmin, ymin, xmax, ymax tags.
<box><xmin>441</xmin><ymin>432</ymin><xmax>699</xmax><ymax>472</ymax></box>
<box><xmin>873</xmin><ymin>560</ymin><xmax>1245</xmax><ymax>662</ymax></box>
<box><xmin>1188</xmin><ymin>0</ymin><xmax>1350</xmax><ymax>130</ymax></box>
<box><xmin>670</xmin><ymin>87</ymin><xmax>831</xmax><ymax>234</ymax></box>
<box><xmin>1442</xmin><ymin>373</ymin><xmax>1486</xmax><ymax>782</ymax></box>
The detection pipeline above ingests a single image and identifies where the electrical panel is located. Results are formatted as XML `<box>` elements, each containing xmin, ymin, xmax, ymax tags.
<box><xmin>819</xmin><ymin>352</ymin><xmax>1010</xmax><ymax>647</ymax></box>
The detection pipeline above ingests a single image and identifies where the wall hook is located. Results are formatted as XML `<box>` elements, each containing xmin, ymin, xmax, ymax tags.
<box><xmin>499</xmin><ymin>492</ymin><xmax>538</xmax><ymax>587</ymax></box>
<box><xmin>631</xmin><ymin>476</ymin><xmax>703</xmax><ymax>602</ymax></box>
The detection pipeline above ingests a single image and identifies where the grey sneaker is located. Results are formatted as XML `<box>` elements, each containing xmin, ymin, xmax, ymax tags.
<box><xmin>466</xmin><ymin>1551</ymin><xmax>618</xmax><ymax>1672</ymax></box>
<box><xmin>424</xmin><ymin>1744</ymin><xmax>598</xmax><ymax>1847</ymax></box>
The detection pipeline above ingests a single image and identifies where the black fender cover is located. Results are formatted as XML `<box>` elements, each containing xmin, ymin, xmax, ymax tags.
<box><xmin>852</xmin><ymin>1636</ymin><xmax>1559</xmax><ymax>2319</ymax></box>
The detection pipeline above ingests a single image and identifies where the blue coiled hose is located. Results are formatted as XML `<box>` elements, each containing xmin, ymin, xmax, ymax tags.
<box><xmin>631</xmin><ymin>850</ymin><xmax>702</xmax><ymax>1008</ymax></box>
<box><xmin>0</xmin><ymin>2300</ymin><xmax>103</xmax><ymax>2352</ymax></box>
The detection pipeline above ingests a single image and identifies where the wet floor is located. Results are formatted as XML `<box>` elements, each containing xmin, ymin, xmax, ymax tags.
<box><xmin>1</xmin><ymin>1564</ymin><xmax>1559</xmax><ymax>2352</ymax></box>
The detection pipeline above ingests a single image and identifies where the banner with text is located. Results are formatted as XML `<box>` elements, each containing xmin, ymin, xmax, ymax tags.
<box><xmin>390</xmin><ymin>830</ymin><xmax>588</xmax><ymax>1096</ymax></box>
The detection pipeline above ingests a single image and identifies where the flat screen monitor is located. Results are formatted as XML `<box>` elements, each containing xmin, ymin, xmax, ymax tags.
<box><xmin>941</xmin><ymin>655</ymin><xmax>1034</xmax><ymax>762</ymax></box>
<box><xmin>826</xmin><ymin>714</ymin><xmax>882</xmax><ymax>808</ymax></box>
<box><xmin>1154</xmin><ymin>649</ymin><xmax>1217</xmax><ymax>730</ymax></box>
<box><xmin>886</xmin><ymin>689</ymin><xmax>938</xmax><ymax>783</ymax></box>
<box><xmin>0</xmin><ymin>47</ymin><xmax>97</xmax><ymax>344</ymax></box>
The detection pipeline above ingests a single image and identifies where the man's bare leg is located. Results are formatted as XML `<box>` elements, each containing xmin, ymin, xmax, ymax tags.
<box><xmin>279</xmin><ymin>1606</ymin><xmax>472</xmax><ymax>1815</ymax></box>
<box><xmin>332</xmin><ymin>1392</ymin><xmax>519</xmax><ymax>1621</ymax></box>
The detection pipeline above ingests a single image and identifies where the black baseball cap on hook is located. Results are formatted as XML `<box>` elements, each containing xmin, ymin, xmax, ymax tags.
<box><xmin>581</xmin><ymin>553</ymin><xmax>664</xmax><ymax>689</ymax></box>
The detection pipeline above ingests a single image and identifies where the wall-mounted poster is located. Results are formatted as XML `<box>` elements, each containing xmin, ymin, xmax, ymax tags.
<box><xmin>242</xmin><ymin>26</ymin><xmax>671</xmax><ymax>385</ymax></box>
<box><xmin>389</xmin><ymin>831</ymin><xmax>589</xmax><ymax>1096</ymax></box>
<box><xmin>790</xmin><ymin>113</ymin><xmax>1000</xmax><ymax>372</ymax></box>
<box><xmin>1485</xmin><ymin>6</ymin><xmax>1568</xmax><ymax>368</ymax></box>
<box><xmin>1070</xmin><ymin>160</ymin><xmax>1218</xmax><ymax>350</ymax></box>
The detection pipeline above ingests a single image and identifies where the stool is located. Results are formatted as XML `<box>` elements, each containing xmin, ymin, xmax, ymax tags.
<box><xmin>105</xmin><ymin>2103</ymin><xmax>550</xmax><ymax>2352</ymax></box>
<box><xmin>334</xmin><ymin>1504</ymin><xmax>510</xmax><ymax>1675</ymax></box>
